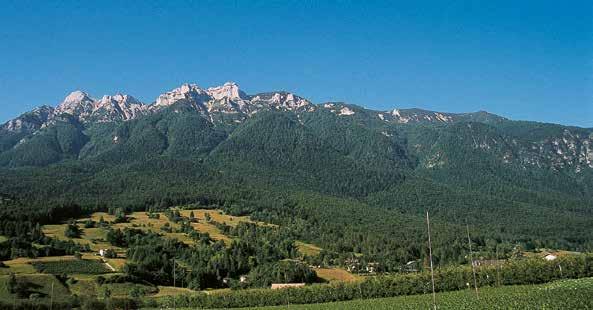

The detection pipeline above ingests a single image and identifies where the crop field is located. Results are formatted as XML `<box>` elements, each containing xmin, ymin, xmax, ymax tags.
<box><xmin>32</xmin><ymin>259</ymin><xmax>113</xmax><ymax>275</ymax></box>
<box><xmin>245</xmin><ymin>277</ymin><xmax>593</xmax><ymax>309</ymax></box>
<box><xmin>0</xmin><ymin>256</ymin><xmax>87</xmax><ymax>275</ymax></box>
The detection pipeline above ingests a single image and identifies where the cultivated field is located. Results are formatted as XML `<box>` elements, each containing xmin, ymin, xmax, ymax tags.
<box><xmin>244</xmin><ymin>277</ymin><xmax>593</xmax><ymax>309</ymax></box>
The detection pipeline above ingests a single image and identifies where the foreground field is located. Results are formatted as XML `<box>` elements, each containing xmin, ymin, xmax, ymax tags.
<box><xmin>244</xmin><ymin>277</ymin><xmax>593</xmax><ymax>309</ymax></box>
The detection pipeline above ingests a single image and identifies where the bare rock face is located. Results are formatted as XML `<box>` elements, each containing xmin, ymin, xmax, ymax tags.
<box><xmin>207</xmin><ymin>82</ymin><xmax>247</xmax><ymax>101</ymax></box>
<box><xmin>2</xmin><ymin>105</ymin><xmax>55</xmax><ymax>133</ymax></box>
<box><xmin>151</xmin><ymin>82</ymin><xmax>312</xmax><ymax>118</ymax></box>
<box><xmin>250</xmin><ymin>91</ymin><xmax>312</xmax><ymax>111</ymax></box>
<box><xmin>55</xmin><ymin>91</ymin><xmax>96</xmax><ymax>121</ymax></box>
<box><xmin>154</xmin><ymin>83</ymin><xmax>210</xmax><ymax>109</ymax></box>
<box><xmin>94</xmin><ymin>94</ymin><xmax>147</xmax><ymax>122</ymax></box>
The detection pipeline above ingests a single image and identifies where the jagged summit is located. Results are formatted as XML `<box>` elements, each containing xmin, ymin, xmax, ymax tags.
<box><xmin>3</xmin><ymin>81</ymin><xmax>514</xmax><ymax>134</ymax></box>
<box><xmin>62</xmin><ymin>90</ymin><xmax>91</xmax><ymax>104</ymax></box>
<box><xmin>207</xmin><ymin>82</ymin><xmax>247</xmax><ymax>101</ymax></box>
<box><xmin>155</xmin><ymin>83</ymin><xmax>210</xmax><ymax>107</ymax></box>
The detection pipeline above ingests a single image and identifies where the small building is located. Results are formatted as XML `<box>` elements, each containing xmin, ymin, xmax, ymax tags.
<box><xmin>544</xmin><ymin>254</ymin><xmax>558</xmax><ymax>261</ymax></box>
<box><xmin>240</xmin><ymin>275</ymin><xmax>248</xmax><ymax>283</ymax></box>
<box><xmin>366</xmin><ymin>262</ymin><xmax>379</xmax><ymax>273</ymax></box>
<box><xmin>98</xmin><ymin>249</ymin><xmax>106</xmax><ymax>257</ymax></box>
<box><xmin>344</xmin><ymin>258</ymin><xmax>360</xmax><ymax>272</ymax></box>
<box><xmin>271</xmin><ymin>283</ymin><xmax>306</xmax><ymax>290</ymax></box>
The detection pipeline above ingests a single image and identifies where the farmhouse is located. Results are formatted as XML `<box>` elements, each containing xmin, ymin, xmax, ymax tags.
<box><xmin>544</xmin><ymin>254</ymin><xmax>558</xmax><ymax>261</ymax></box>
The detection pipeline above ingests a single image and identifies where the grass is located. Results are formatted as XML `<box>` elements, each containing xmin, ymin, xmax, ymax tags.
<box><xmin>314</xmin><ymin>268</ymin><xmax>360</xmax><ymax>283</ymax></box>
<box><xmin>153</xmin><ymin>285</ymin><xmax>202</xmax><ymax>297</ymax></box>
<box><xmin>68</xmin><ymin>275</ymin><xmax>157</xmax><ymax>298</ymax></box>
<box><xmin>42</xmin><ymin>208</ymin><xmax>268</xmax><ymax>250</ymax></box>
<box><xmin>105</xmin><ymin>258</ymin><xmax>127</xmax><ymax>271</ymax></box>
<box><xmin>296</xmin><ymin>241</ymin><xmax>323</xmax><ymax>257</ymax></box>
<box><xmin>242</xmin><ymin>277</ymin><xmax>593</xmax><ymax>309</ymax></box>
<box><xmin>0</xmin><ymin>274</ymin><xmax>71</xmax><ymax>302</ymax></box>
<box><xmin>109</xmin><ymin>209</ymin><xmax>258</xmax><ymax>245</ymax></box>
<box><xmin>103</xmin><ymin>282</ymin><xmax>158</xmax><ymax>297</ymax></box>
<box><xmin>69</xmin><ymin>276</ymin><xmax>100</xmax><ymax>298</ymax></box>
<box><xmin>42</xmin><ymin>223</ymin><xmax>119</xmax><ymax>253</ymax></box>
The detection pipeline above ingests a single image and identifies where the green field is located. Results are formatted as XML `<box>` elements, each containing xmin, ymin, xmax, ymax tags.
<box><xmin>244</xmin><ymin>277</ymin><xmax>593</xmax><ymax>309</ymax></box>
<box><xmin>0</xmin><ymin>274</ymin><xmax>71</xmax><ymax>302</ymax></box>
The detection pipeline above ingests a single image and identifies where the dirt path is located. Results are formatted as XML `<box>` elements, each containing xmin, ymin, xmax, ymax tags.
<box><xmin>101</xmin><ymin>258</ymin><xmax>116</xmax><ymax>272</ymax></box>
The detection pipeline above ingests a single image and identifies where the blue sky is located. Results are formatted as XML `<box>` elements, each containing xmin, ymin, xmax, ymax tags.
<box><xmin>1</xmin><ymin>1</ymin><xmax>591</xmax><ymax>127</ymax></box>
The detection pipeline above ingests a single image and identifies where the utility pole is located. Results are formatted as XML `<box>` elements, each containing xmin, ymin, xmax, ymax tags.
<box><xmin>426</xmin><ymin>211</ymin><xmax>437</xmax><ymax>310</ymax></box>
<box><xmin>173</xmin><ymin>258</ymin><xmax>176</xmax><ymax>288</ymax></box>
<box><xmin>467</xmin><ymin>225</ymin><xmax>479</xmax><ymax>298</ymax></box>
<box><xmin>50</xmin><ymin>282</ymin><xmax>54</xmax><ymax>310</ymax></box>
<box><xmin>173</xmin><ymin>258</ymin><xmax>176</xmax><ymax>310</ymax></box>
<box><xmin>495</xmin><ymin>246</ymin><xmax>501</xmax><ymax>286</ymax></box>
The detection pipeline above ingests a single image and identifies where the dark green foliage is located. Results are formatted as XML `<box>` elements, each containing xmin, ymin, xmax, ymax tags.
<box><xmin>246</xmin><ymin>260</ymin><xmax>317</xmax><ymax>287</ymax></box>
<box><xmin>32</xmin><ymin>259</ymin><xmax>112</xmax><ymax>274</ymax></box>
<box><xmin>64</xmin><ymin>223</ymin><xmax>81</xmax><ymax>238</ymax></box>
<box><xmin>0</xmin><ymin>117</ymin><xmax>88</xmax><ymax>167</ymax></box>
<box><xmin>0</xmin><ymin>105</ymin><xmax>591</xmax><ymax>276</ymax></box>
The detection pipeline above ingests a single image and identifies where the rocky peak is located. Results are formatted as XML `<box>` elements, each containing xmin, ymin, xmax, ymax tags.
<box><xmin>154</xmin><ymin>83</ymin><xmax>210</xmax><ymax>107</ymax></box>
<box><xmin>207</xmin><ymin>82</ymin><xmax>247</xmax><ymax>101</ymax></box>
<box><xmin>2</xmin><ymin>105</ymin><xmax>55</xmax><ymax>133</ymax></box>
<box><xmin>62</xmin><ymin>90</ymin><xmax>91</xmax><ymax>105</ymax></box>
<box><xmin>94</xmin><ymin>93</ymin><xmax>146</xmax><ymax>121</ymax></box>
<box><xmin>98</xmin><ymin>93</ymin><xmax>142</xmax><ymax>108</ymax></box>
<box><xmin>251</xmin><ymin>91</ymin><xmax>311</xmax><ymax>110</ymax></box>
<box><xmin>55</xmin><ymin>90</ymin><xmax>96</xmax><ymax>119</ymax></box>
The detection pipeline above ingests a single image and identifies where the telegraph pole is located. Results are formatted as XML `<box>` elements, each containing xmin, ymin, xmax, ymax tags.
<box><xmin>467</xmin><ymin>225</ymin><xmax>479</xmax><ymax>298</ymax></box>
<box><xmin>50</xmin><ymin>282</ymin><xmax>54</xmax><ymax>310</ymax></box>
<box><xmin>426</xmin><ymin>211</ymin><xmax>437</xmax><ymax>310</ymax></box>
<box><xmin>173</xmin><ymin>258</ymin><xmax>176</xmax><ymax>310</ymax></box>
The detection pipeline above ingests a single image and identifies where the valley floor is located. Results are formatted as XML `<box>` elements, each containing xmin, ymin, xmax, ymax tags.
<box><xmin>235</xmin><ymin>277</ymin><xmax>593</xmax><ymax>310</ymax></box>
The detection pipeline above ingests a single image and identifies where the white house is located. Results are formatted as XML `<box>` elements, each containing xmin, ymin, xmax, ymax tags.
<box><xmin>544</xmin><ymin>254</ymin><xmax>557</xmax><ymax>261</ymax></box>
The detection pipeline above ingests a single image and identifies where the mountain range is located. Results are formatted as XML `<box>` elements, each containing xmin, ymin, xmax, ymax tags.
<box><xmin>1</xmin><ymin>81</ymin><xmax>592</xmax><ymax>263</ymax></box>
<box><xmin>1</xmin><ymin>81</ymin><xmax>591</xmax><ymax>174</ymax></box>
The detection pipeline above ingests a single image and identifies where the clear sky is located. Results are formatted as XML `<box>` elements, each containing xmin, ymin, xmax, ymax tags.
<box><xmin>1</xmin><ymin>1</ymin><xmax>591</xmax><ymax>127</ymax></box>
